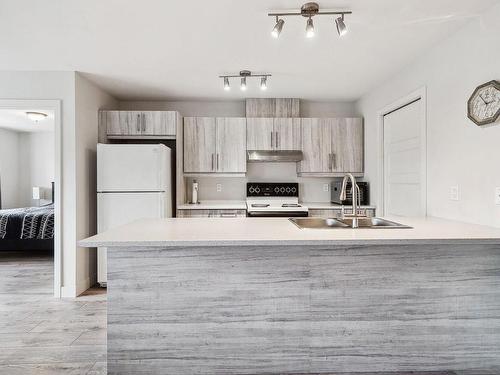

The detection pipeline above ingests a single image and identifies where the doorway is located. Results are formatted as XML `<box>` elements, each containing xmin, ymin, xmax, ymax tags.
<box><xmin>379</xmin><ymin>89</ymin><xmax>427</xmax><ymax>217</ymax></box>
<box><xmin>0</xmin><ymin>100</ymin><xmax>61</xmax><ymax>297</ymax></box>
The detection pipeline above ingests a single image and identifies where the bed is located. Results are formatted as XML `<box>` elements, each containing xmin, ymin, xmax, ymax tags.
<box><xmin>0</xmin><ymin>204</ymin><xmax>54</xmax><ymax>251</ymax></box>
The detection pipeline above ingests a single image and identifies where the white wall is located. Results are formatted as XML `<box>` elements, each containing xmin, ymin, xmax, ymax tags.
<box><xmin>18</xmin><ymin>131</ymin><xmax>55</xmax><ymax>207</ymax></box>
<box><xmin>0</xmin><ymin>128</ymin><xmax>20</xmax><ymax>208</ymax></box>
<box><xmin>357</xmin><ymin>3</ymin><xmax>500</xmax><ymax>227</ymax></box>
<box><xmin>75</xmin><ymin>73</ymin><xmax>118</xmax><ymax>295</ymax></box>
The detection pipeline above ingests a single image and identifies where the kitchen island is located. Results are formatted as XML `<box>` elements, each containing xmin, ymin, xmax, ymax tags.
<box><xmin>80</xmin><ymin>217</ymin><xmax>500</xmax><ymax>375</ymax></box>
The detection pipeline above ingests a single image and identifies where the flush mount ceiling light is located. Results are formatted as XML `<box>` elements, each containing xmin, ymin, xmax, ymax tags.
<box><xmin>268</xmin><ymin>2</ymin><xmax>351</xmax><ymax>38</ymax></box>
<box><xmin>219</xmin><ymin>70</ymin><xmax>272</xmax><ymax>92</ymax></box>
<box><xmin>26</xmin><ymin>111</ymin><xmax>48</xmax><ymax>122</ymax></box>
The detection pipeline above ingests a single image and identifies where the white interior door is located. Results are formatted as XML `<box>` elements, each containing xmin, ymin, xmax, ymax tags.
<box><xmin>383</xmin><ymin>99</ymin><xmax>426</xmax><ymax>217</ymax></box>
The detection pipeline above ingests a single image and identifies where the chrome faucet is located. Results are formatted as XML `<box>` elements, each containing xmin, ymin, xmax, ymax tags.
<box><xmin>339</xmin><ymin>173</ymin><xmax>362</xmax><ymax>228</ymax></box>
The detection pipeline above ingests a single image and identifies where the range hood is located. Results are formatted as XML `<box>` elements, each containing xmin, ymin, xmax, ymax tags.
<box><xmin>247</xmin><ymin>150</ymin><xmax>303</xmax><ymax>163</ymax></box>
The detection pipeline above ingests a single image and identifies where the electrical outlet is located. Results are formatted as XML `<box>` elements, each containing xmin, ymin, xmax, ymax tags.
<box><xmin>216</xmin><ymin>183</ymin><xmax>222</xmax><ymax>192</ymax></box>
<box><xmin>450</xmin><ymin>185</ymin><xmax>459</xmax><ymax>201</ymax></box>
<box><xmin>323</xmin><ymin>183</ymin><xmax>330</xmax><ymax>192</ymax></box>
<box><xmin>495</xmin><ymin>187</ymin><xmax>500</xmax><ymax>205</ymax></box>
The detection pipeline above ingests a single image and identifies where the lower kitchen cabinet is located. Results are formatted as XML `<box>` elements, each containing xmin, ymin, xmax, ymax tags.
<box><xmin>177</xmin><ymin>209</ymin><xmax>247</xmax><ymax>218</ymax></box>
<box><xmin>308</xmin><ymin>208</ymin><xmax>375</xmax><ymax>218</ymax></box>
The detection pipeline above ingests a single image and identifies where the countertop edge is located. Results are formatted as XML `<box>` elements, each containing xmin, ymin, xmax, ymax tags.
<box><xmin>79</xmin><ymin>238</ymin><xmax>500</xmax><ymax>248</ymax></box>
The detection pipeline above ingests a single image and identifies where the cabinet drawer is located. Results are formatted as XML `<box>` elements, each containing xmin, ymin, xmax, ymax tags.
<box><xmin>308</xmin><ymin>208</ymin><xmax>375</xmax><ymax>218</ymax></box>
<box><xmin>177</xmin><ymin>209</ymin><xmax>246</xmax><ymax>218</ymax></box>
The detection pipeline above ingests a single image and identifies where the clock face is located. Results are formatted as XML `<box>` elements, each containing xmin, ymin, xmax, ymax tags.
<box><xmin>467</xmin><ymin>80</ymin><xmax>500</xmax><ymax>126</ymax></box>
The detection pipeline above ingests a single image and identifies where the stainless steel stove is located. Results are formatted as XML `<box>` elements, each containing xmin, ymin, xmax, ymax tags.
<box><xmin>246</xmin><ymin>183</ymin><xmax>308</xmax><ymax>217</ymax></box>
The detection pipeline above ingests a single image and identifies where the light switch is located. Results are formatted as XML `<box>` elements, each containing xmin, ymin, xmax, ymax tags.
<box><xmin>495</xmin><ymin>187</ymin><xmax>500</xmax><ymax>205</ymax></box>
<box><xmin>216</xmin><ymin>184</ymin><xmax>222</xmax><ymax>192</ymax></box>
<box><xmin>323</xmin><ymin>183</ymin><xmax>330</xmax><ymax>192</ymax></box>
<box><xmin>450</xmin><ymin>186</ymin><xmax>459</xmax><ymax>201</ymax></box>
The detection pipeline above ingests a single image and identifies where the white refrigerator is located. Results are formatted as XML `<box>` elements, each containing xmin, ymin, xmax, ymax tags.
<box><xmin>97</xmin><ymin>143</ymin><xmax>172</xmax><ymax>286</ymax></box>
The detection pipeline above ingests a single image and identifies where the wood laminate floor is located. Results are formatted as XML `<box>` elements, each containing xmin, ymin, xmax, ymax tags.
<box><xmin>0</xmin><ymin>251</ymin><xmax>498</xmax><ymax>375</ymax></box>
<box><xmin>0</xmin><ymin>250</ymin><xmax>106</xmax><ymax>374</ymax></box>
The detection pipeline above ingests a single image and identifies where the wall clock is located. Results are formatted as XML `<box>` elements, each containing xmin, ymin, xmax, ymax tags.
<box><xmin>467</xmin><ymin>80</ymin><xmax>500</xmax><ymax>126</ymax></box>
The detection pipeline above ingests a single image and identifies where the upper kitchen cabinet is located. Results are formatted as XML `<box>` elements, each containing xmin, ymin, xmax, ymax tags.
<box><xmin>100</xmin><ymin>110</ymin><xmax>179</xmax><ymax>139</ymax></box>
<box><xmin>184</xmin><ymin>117</ymin><xmax>246</xmax><ymax>175</ymax></box>
<box><xmin>246</xmin><ymin>118</ymin><xmax>300</xmax><ymax>151</ymax></box>
<box><xmin>246</xmin><ymin>118</ymin><xmax>274</xmax><ymax>150</ymax></box>
<box><xmin>216</xmin><ymin>118</ymin><xmax>247</xmax><ymax>173</ymax></box>
<box><xmin>298</xmin><ymin>117</ymin><xmax>364</xmax><ymax>176</ymax></box>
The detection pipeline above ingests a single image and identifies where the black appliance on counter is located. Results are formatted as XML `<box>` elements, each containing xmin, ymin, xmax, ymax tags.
<box><xmin>331</xmin><ymin>181</ymin><xmax>369</xmax><ymax>205</ymax></box>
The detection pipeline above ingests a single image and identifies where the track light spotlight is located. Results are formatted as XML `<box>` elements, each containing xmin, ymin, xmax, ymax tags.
<box><xmin>306</xmin><ymin>17</ymin><xmax>315</xmax><ymax>38</ymax></box>
<box><xmin>223</xmin><ymin>77</ymin><xmax>230</xmax><ymax>91</ymax></box>
<box><xmin>335</xmin><ymin>15</ymin><xmax>347</xmax><ymax>37</ymax></box>
<box><xmin>271</xmin><ymin>18</ymin><xmax>285</xmax><ymax>38</ymax></box>
<box><xmin>240</xmin><ymin>77</ymin><xmax>247</xmax><ymax>91</ymax></box>
<box><xmin>260</xmin><ymin>77</ymin><xmax>267</xmax><ymax>91</ymax></box>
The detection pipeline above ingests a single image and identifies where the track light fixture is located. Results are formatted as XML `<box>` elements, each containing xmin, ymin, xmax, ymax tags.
<box><xmin>335</xmin><ymin>14</ymin><xmax>347</xmax><ymax>37</ymax></box>
<box><xmin>219</xmin><ymin>71</ymin><xmax>272</xmax><ymax>92</ymax></box>
<box><xmin>271</xmin><ymin>17</ymin><xmax>285</xmax><ymax>38</ymax></box>
<box><xmin>260</xmin><ymin>77</ymin><xmax>267</xmax><ymax>91</ymax></box>
<box><xmin>268</xmin><ymin>2</ymin><xmax>351</xmax><ymax>39</ymax></box>
<box><xmin>223</xmin><ymin>77</ymin><xmax>230</xmax><ymax>91</ymax></box>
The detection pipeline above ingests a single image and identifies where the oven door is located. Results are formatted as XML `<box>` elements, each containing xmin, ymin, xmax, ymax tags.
<box><xmin>247</xmin><ymin>211</ymin><xmax>309</xmax><ymax>218</ymax></box>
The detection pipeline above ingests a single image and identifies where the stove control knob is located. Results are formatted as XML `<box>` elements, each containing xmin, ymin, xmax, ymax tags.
<box><xmin>249</xmin><ymin>186</ymin><xmax>255</xmax><ymax>194</ymax></box>
<box><xmin>274</xmin><ymin>187</ymin><xmax>280</xmax><ymax>193</ymax></box>
<box><xmin>291</xmin><ymin>187</ymin><xmax>297</xmax><ymax>193</ymax></box>
<box><xmin>280</xmin><ymin>187</ymin><xmax>285</xmax><ymax>193</ymax></box>
<box><xmin>285</xmin><ymin>187</ymin><xmax>291</xmax><ymax>193</ymax></box>
<box><xmin>255</xmin><ymin>187</ymin><xmax>261</xmax><ymax>194</ymax></box>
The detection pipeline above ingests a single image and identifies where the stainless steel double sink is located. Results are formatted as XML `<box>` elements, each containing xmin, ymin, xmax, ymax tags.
<box><xmin>289</xmin><ymin>217</ymin><xmax>412</xmax><ymax>229</ymax></box>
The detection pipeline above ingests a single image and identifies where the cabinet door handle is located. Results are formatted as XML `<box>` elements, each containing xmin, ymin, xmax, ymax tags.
<box><xmin>270</xmin><ymin>132</ymin><xmax>274</xmax><ymax>149</ymax></box>
<box><xmin>328</xmin><ymin>153</ymin><xmax>332</xmax><ymax>170</ymax></box>
<box><xmin>142</xmin><ymin>113</ymin><xmax>146</xmax><ymax>132</ymax></box>
<box><xmin>136</xmin><ymin>114</ymin><xmax>141</xmax><ymax>132</ymax></box>
<box><xmin>276</xmin><ymin>131</ymin><xmax>279</xmax><ymax>149</ymax></box>
<box><xmin>211</xmin><ymin>153</ymin><xmax>215</xmax><ymax>171</ymax></box>
<box><xmin>216</xmin><ymin>154</ymin><xmax>220</xmax><ymax>171</ymax></box>
<box><xmin>332</xmin><ymin>153</ymin><xmax>336</xmax><ymax>170</ymax></box>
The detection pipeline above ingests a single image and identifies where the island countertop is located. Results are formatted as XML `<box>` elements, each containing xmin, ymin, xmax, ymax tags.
<box><xmin>79</xmin><ymin>216</ymin><xmax>500</xmax><ymax>247</ymax></box>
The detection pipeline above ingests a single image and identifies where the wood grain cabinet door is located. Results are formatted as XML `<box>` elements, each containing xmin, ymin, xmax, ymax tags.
<box><xmin>246</xmin><ymin>118</ymin><xmax>274</xmax><ymax>150</ymax></box>
<box><xmin>216</xmin><ymin>117</ymin><xmax>247</xmax><ymax>173</ymax></box>
<box><xmin>183</xmin><ymin>117</ymin><xmax>217</xmax><ymax>173</ymax></box>
<box><xmin>105</xmin><ymin>111</ymin><xmax>132</xmax><ymax>136</ymax></box>
<box><xmin>299</xmin><ymin>118</ymin><xmax>332</xmax><ymax>173</ymax></box>
<box><xmin>142</xmin><ymin>111</ymin><xmax>177</xmax><ymax>136</ymax></box>
<box><xmin>125</xmin><ymin>111</ymin><xmax>143</xmax><ymax>136</ymax></box>
<box><xmin>274</xmin><ymin>118</ymin><xmax>301</xmax><ymax>150</ymax></box>
<box><xmin>331</xmin><ymin>118</ymin><xmax>364</xmax><ymax>173</ymax></box>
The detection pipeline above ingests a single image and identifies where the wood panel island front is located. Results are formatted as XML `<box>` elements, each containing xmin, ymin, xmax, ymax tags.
<box><xmin>80</xmin><ymin>217</ymin><xmax>500</xmax><ymax>375</ymax></box>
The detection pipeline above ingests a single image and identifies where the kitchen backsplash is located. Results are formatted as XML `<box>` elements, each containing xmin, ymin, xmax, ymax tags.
<box><xmin>185</xmin><ymin>163</ymin><xmax>345</xmax><ymax>203</ymax></box>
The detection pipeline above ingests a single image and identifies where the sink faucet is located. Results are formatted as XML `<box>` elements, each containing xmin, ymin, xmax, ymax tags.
<box><xmin>339</xmin><ymin>173</ymin><xmax>362</xmax><ymax>228</ymax></box>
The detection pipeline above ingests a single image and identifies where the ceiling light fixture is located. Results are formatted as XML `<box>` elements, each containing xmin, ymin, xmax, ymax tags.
<box><xmin>268</xmin><ymin>2</ymin><xmax>351</xmax><ymax>39</ymax></box>
<box><xmin>219</xmin><ymin>70</ymin><xmax>272</xmax><ymax>92</ymax></box>
<box><xmin>271</xmin><ymin>17</ymin><xmax>285</xmax><ymax>38</ymax></box>
<box><xmin>223</xmin><ymin>77</ymin><xmax>230</xmax><ymax>91</ymax></box>
<box><xmin>26</xmin><ymin>111</ymin><xmax>48</xmax><ymax>122</ymax></box>
<box><xmin>306</xmin><ymin>17</ymin><xmax>315</xmax><ymax>38</ymax></box>
<box><xmin>260</xmin><ymin>77</ymin><xmax>268</xmax><ymax>91</ymax></box>
<box><xmin>335</xmin><ymin>14</ymin><xmax>347</xmax><ymax>37</ymax></box>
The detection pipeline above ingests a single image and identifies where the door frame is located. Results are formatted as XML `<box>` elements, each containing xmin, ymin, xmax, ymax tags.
<box><xmin>0</xmin><ymin>99</ymin><xmax>62</xmax><ymax>298</ymax></box>
<box><xmin>376</xmin><ymin>87</ymin><xmax>427</xmax><ymax>217</ymax></box>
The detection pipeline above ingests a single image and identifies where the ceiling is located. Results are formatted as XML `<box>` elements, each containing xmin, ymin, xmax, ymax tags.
<box><xmin>0</xmin><ymin>0</ymin><xmax>498</xmax><ymax>101</ymax></box>
<box><xmin>0</xmin><ymin>110</ymin><xmax>55</xmax><ymax>132</ymax></box>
